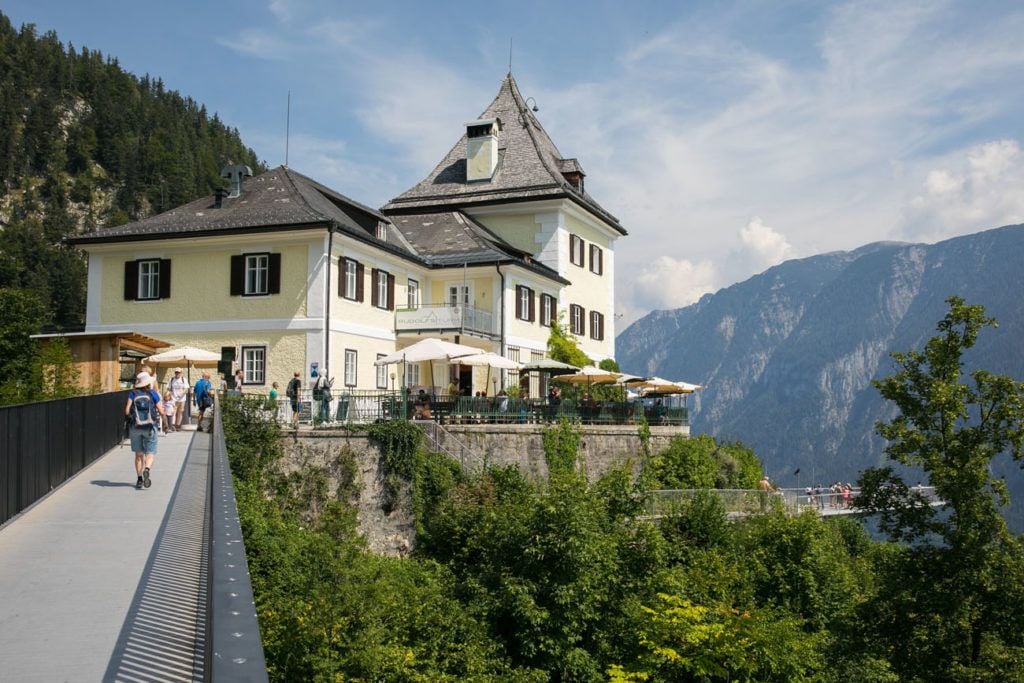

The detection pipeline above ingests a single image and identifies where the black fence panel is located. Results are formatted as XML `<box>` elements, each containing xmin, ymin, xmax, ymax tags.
<box><xmin>0</xmin><ymin>391</ymin><xmax>130</xmax><ymax>526</ymax></box>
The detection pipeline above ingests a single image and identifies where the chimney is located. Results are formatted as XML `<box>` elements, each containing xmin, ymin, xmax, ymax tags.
<box><xmin>220</xmin><ymin>164</ymin><xmax>253</xmax><ymax>198</ymax></box>
<box><xmin>213</xmin><ymin>187</ymin><xmax>228</xmax><ymax>208</ymax></box>
<box><xmin>465</xmin><ymin>118</ymin><xmax>501</xmax><ymax>182</ymax></box>
<box><xmin>559</xmin><ymin>158</ymin><xmax>586</xmax><ymax>193</ymax></box>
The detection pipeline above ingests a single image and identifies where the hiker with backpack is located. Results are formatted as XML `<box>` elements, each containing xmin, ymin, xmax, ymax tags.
<box><xmin>125</xmin><ymin>371</ymin><xmax>164</xmax><ymax>489</ymax></box>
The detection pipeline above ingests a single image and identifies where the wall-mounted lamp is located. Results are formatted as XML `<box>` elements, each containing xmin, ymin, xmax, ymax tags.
<box><xmin>524</xmin><ymin>96</ymin><xmax>539</xmax><ymax>112</ymax></box>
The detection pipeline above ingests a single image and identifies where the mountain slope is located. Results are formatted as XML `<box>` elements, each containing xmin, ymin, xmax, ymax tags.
<box><xmin>618</xmin><ymin>224</ymin><xmax>1024</xmax><ymax>524</ymax></box>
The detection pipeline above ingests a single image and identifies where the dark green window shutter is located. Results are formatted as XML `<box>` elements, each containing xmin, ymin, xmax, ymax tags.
<box><xmin>355</xmin><ymin>262</ymin><xmax>364</xmax><ymax>302</ymax></box>
<box><xmin>230</xmin><ymin>255</ymin><xmax>244</xmax><ymax>295</ymax></box>
<box><xmin>158</xmin><ymin>259</ymin><xmax>171</xmax><ymax>299</ymax></box>
<box><xmin>268</xmin><ymin>253</ymin><xmax>281</xmax><ymax>294</ymax></box>
<box><xmin>124</xmin><ymin>260</ymin><xmax>138</xmax><ymax>300</ymax></box>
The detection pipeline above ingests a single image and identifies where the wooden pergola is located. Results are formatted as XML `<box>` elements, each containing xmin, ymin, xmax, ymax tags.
<box><xmin>31</xmin><ymin>330</ymin><xmax>171</xmax><ymax>393</ymax></box>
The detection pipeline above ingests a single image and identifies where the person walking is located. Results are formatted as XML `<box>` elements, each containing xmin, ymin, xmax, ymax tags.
<box><xmin>126</xmin><ymin>372</ymin><xmax>163</xmax><ymax>489</ymax></box>
<box><xmin>160</xmin><ymin>390</ymin><xmax>175</xmax><ymax>435</ymax></box>
<box><xmin>194</xmin><ymin>371</ymin><xmax>214</xmax><ymax>431</ymax></box>
<box><xmin>286</xmin><ymin>372</ymin><xmax>302</xmax><ymax>428</ymax></box>
<box><xmin>267</xmin><ymin>381</ymin><xmax>280</xmax><ymax>422</ymax></box>
<box><xmin>168</xmin><ymin>368</ymin><xmax>190</xmax><ymax>431</ymax></box>
<box><xmin>233</xmin><ymin>368</ymin><xmax>245</xmax><ymax>394</ymax></box>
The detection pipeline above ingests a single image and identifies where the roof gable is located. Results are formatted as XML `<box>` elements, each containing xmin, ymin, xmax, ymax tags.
<box><xmin>383</xmin><ymin>74</ymin><xmax>624</xmax><ymax>234</ymax></box>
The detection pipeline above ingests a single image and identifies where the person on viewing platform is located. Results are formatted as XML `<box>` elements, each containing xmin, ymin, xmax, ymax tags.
<box><xmin>414</xmin><ymin>389</ymin><xmax>432</xmax><ymax>420</ymax></box>
<box><xmin>286</xmin><ymin>372</ymin><xmax>302</xmax><ymax>428</ymax></box>
<box><xmin>312</xmin><ymin>371</ymin><xmax>334</xmax><ymax>423</ymax></box>
<box><xmin>194</xmin><ymin>371</ymin><xmax>214</xmax><ymax>431</ymax></box>
<box><xmin>125</xmin><ymin>372</ymin><xmax>164</xmax><ymax>490</ymax></box>
<box><xmin>168</xmin><ymin>368</ymin><xmax>189</xmax><ymax>431</ymax></box>
<box><xmin>160</xmin><ymin>390</ymin><xmax>175</xmax><ymax>435</ymax></box>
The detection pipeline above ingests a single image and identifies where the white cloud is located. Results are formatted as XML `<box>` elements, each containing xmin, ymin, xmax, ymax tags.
<box><xmin>735</xmin><ymin>217</ymin><xmax>796</xmax><ymax>271</ymax></box>
<box><xmin>632</xmin><ymin>256</ymin><xmax>718</xmax><ymax>313</ymax></box>
<box><xmin>216</xmin><ymin>28</ymin><xmax>292</xmax><ymax>60</ymax></box>
<box><xmin>898</xmin><ymin>139</ymin><xmax>1024</xmax><ymax>242</ymax></box>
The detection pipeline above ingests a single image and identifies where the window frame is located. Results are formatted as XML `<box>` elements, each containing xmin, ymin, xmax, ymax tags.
<box><xmin>540</xmin><ymin>293</ymin><xmax>556</xmax><ymax>327</ymax></box>
<box><xmin>137</xmin><ymin>259</ymin><xmax>161</xmax><ymax>301</ymax></box>
<box><xmin>569</xmin><ymin>234</ymin><xmax>585</xmax><ymax>267</ymax></box>
<box><xmin>590</xmin><ymin>311</ymin><xmax>604</xmax><ymax>341</ymax></box>
<box><xmin>589</xmin><ymin>244</ymin><xmax>603</xmax><ymax>275</ymax></box>
<box><xmin>407</xmin><ymin>278</ymin><xmax>419</xmax><ymax>309</ymax></box>
<box><xmin>448</xmin><ymin>284</ymin><xmax>471</xmax><ymax>307</ymax></box>
<box><xmin>374</xmin><ymin>269</ymin><xmax>389</xmax><ymax>310</ymax></box>
<box><xmin>405</xmin><ymin>362</ymin><xmax>420</xmax><ymax>388</ymax></box>
<box><xmin>570</xmin><ymin>304</ymin><xmax>585</xmax><ymax>336</ymax></box>
<box><xmin>244</xmin><ymin>253</ymin><xmax>270</xmax><ymax>296</ymax></box>
<box><xmin>516</xmin><ymin>284</ymin><xmax>535</xmax><ymax>321</ymax></box>
<box><xmin>343</xmin><ymin>258</ymin><xmax>359</xmax><ymax>301</ymax></box>
<box><xmin>241</xmin><ymin>345</ymin><xmax>266</xmax><ymax>385</ymax></box>
<box><xmin>376</xmin><ymin>354</ymin><xmax>388</xmax><ymax>389</ymax></box>
<box><xmin>344</xmin><ymin>349</ymin><xmax>358</xmax><ymax>387</ymax></box>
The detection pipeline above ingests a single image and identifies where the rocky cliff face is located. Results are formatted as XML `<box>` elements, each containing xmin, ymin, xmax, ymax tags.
<box><xmin>618</xmin><ymin>224</ymin><xmax>1024</xmax><ymax>527</ymax></box>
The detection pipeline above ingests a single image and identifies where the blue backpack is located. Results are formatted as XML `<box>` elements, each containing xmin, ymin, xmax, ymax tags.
<box><xmin>131</xmin><ymin>390</ymin><xmax>157</xmax><ymax>428</ymax></box>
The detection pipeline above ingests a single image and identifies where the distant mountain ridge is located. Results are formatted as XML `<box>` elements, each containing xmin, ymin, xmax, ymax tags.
<box><xmin>618</xmin><ymin>224</ymin><xmax>1024</xmax><ymax>526</ymax></box>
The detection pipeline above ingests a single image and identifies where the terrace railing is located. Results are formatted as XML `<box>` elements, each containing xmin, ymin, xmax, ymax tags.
<box><xmin>395</xmin><ymin>304</ymin><xmax>494</xmax><ymax>339</ymax></box>
<box><xmin>238</xmin><ymin>390</ymin><xmax>686</xmax><ymax>428</ymax></box>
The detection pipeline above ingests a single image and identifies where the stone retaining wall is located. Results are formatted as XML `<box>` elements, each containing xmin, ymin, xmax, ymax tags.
<box><xmin>279</xmin><ymin>425</ymin><xmax>685</xmax><ymax>555</ymax></box>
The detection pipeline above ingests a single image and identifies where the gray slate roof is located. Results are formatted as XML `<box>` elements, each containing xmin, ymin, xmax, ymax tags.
<box><xmin>391</xmin><ymin>211</ymin><xmax>568</xmax><ymax>283</ymax></box>
<box><xmin>67</xmin><ymin>167</ymin><xmax>413</xmax><ymax>256</ymax></box>
<box><xmin>66</xmin><ymin>165</ymin><xmax>565</xmax><ymax>283</ymax></box>
<box><xmin>383</xmin><ymin>74</ymin><xmax>625</xmax><ymax>235</ymax></box>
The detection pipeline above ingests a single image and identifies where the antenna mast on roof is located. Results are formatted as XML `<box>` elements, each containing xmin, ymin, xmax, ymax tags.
<box><xmin>508</xmin><ymin>38</ymin><xmax>512</xmax><ymax>73</ymax></box>
<box><xmin>285</xmin><ymin>91</ymin><xmax>291</xmax><ymax>168</ymax></box>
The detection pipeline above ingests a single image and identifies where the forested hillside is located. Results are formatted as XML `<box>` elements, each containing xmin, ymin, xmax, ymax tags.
<box><xmin>0</xmin><ymin>11</ymin><xmax>264</xmax><ymax>332</ymax></box>
<box><xmin>0</xmin><ymin>12</ymin><xmax>263</xmax><ymax>403</ymax></box>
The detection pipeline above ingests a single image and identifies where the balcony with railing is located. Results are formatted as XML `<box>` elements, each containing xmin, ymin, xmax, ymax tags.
<box><xmin>394</xmin><ymin>304</ymin><xmax>495</xmax><ymax>339</ymax></box>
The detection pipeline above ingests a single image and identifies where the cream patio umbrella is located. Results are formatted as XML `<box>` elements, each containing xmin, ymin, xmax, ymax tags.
<box><xmin>374</xmin><ymin>337</ymin><xmax>482</xmax><ymax>395</ymax></box>
<box><xmin>452</xmin><ymin>351</ymin><xmax>524</xmax><ymax>394</ymax></box>
<box><xmin>144</xmin><ymin>345</ymin><xmax>220</xmax><ymax>383</ymax></box>
<box><xmin>637</xmin><ymin>377</ymin><xmax>703</xmax><ymax>395</ymax></box>
<box><xmin>554</xmin><ymin>365</ymin><xmax>622</xmax><ymax>386</ymax></box>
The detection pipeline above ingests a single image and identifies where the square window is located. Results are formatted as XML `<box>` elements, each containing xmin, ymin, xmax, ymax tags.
<box><xmin>245</xmin><ymin>254</ymin><xmax>269</xmax><ymax>295</ymax></box>
<box><xmin>344</xmin><ymin>349</ymin><xmax>357</xmax><ymax>387</ymax></box>
<box><xmin>241</xmin><ymin>346</ymin><xmax>266</xmax><ymax>384</ymax></box>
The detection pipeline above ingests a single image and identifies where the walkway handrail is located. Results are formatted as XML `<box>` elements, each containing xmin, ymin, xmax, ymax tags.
<box><xmin>0</xmin><ymin>390</ymin><xmax>129</xmax><ymax>526</ymax></box>
<box><xmin>416</xmin><ymin>420</ymin><xmax>478</xmax><ymax>470</ymax></box>
<box><xmin>205</xmin><ymin>397</ymin><xmax>268</xmax><ymax>681</ymax></box>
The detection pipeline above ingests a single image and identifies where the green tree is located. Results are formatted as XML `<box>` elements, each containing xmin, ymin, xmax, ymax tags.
<box><xmin>547</xmin><ymin>314</ymin><xmax>591</xmax><ymax>368</ymax></box>
<box><xmin>0</xmin><ymin>288</ymin><xmax>45</xmax><ymax>404</ymax></box>
<box><xmin>36</xmin><ymin>336</ymin><xmax>82</xmax><ymax>399</ymax></box>
<box><xmin>856</xmin><ymin>296</ymin><xmax>1024</xmax><ymax>680</ymax></box>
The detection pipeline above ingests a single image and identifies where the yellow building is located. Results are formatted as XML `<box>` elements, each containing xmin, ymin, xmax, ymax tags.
<box><xmin>69</xmin><ymin>74</ymin><xmax>626</xmax><ymax>395</ymax></box>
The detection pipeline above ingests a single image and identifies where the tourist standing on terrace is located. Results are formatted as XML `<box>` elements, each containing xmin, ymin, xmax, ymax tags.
<box><xmin>286</xmin><ymin>372</ymin><xmax>302</xmax><ymax>428</ymax></box>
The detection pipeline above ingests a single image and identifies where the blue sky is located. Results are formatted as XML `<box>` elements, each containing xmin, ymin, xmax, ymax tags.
<box><xmin>6</xmin><ymin>1</ymin><xmax>1024</xmax><ymax>327</ymax></box>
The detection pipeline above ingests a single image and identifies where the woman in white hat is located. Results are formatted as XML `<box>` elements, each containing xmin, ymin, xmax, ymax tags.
<box><xmin>124</xmin><ymin>371</ymin><xmax>164</xmax><ymax>489</ymax></box>
<box><xmin>168</xmin><ymin>368</ymin><xmax>190</xmax><ymax>431</ymax></box>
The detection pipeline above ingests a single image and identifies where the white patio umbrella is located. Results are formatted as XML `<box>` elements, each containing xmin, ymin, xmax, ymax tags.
<box><xmin>637</xmin><ymin>377</ymin><xmax>703</xmax><ymax>395</ymax></box>
<box><xmin>453</xmin><ymin>351</ymin><xmax>524</xmax><ymax>394</ymax></box>
<box><xmin>145</xmin><ymin>345</ymin><xmax>220</xmax><ymax>383</ymax></box>
<box><xmin>374</xmin><ymin>338</ymin><xmax>481</xmax><ymax>394</ymax></box>
<box><xmin>554</xmin><ymin>365</ymin><xmax>622</xmax><ymax>386</ymax></box>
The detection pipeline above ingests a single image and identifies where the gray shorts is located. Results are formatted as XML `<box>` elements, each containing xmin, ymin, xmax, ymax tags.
<box><xmin>130</xmin><ymin>425</ymin><xmax>158</xmax><ymax>454</ymax></box>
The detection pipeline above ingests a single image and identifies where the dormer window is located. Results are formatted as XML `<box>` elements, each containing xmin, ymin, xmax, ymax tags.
<box><xmin>376</xmin><ymin>221</ymin><xmax>388</xmax><ymax>241</ymax></box>
<box><xmin>466</xmin><ymin>117</ymin><xmax>502</xmax><ymax>182</ymax></box>
<box><xmin>559</xmin><ymin>158</ymin><xmax>586</xmax><ymax>193</ymax></box>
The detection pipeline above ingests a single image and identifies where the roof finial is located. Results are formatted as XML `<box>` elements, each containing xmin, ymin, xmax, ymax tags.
<box><xmin>508</xmin><ymin>38</ymin><xmax>512</xmax><ymax>74</ymax></box>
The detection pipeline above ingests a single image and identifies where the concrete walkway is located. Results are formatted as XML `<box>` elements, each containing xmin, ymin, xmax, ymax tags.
<box><xmin>0</xmin><ymin>428</ymin><xmax>211</xmax><ymax>682</ymax></box>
